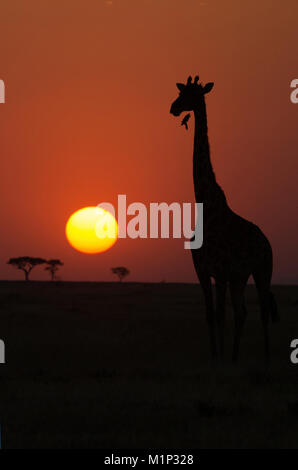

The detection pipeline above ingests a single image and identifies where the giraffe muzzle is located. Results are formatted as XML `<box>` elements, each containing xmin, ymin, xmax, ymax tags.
<box><xmin>170</xmin><ymin>104</ymin><xmax>181</xmax><ymax>117</ymax></box>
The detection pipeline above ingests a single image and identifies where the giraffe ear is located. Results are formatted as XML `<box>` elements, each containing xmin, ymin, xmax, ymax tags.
<box><xmin>203</xmin><ymin>82</ymin><xmax>214</xmax><ymax>94</ymax></box>
<box><xmin>176</xmin><ymin>83</ymin><xmax>186</xmax><ymax>92</ymax></box>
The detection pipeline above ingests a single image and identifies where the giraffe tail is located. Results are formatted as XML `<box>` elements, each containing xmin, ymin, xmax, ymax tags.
<box><xmin>269</xmin><ymin>292</ymin><xmax>279</xmax><ymax>323</ymax></box>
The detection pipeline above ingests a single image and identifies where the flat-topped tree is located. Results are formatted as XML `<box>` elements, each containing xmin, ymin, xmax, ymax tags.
<box><xmin>7</xmin><ymin>256</ymin><xmax>46</xmax><ymax>281</ymax></box>
<box><xmin>45</xmin><ymin>259</ymin><xmax>64</xmax><ymax>281</ymax></box>
<box><xmin>111</xmin><ymin>266</ymin><xmax>130</xmax><ymax>282</ymax></box>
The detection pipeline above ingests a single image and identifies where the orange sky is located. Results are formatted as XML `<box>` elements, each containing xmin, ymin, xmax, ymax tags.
<box><xmin>0</xmin><ymin>0</ymin><xmax>297</xmax><ymax>283</ymax></box>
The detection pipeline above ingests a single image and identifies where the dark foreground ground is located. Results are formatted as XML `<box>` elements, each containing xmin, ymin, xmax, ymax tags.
<box><xmin>0</xmin><ymin>281</ymin><xmax>297</xmax><ymax>449</ymax></box>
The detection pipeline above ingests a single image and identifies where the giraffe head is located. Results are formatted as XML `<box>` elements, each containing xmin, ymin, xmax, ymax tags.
<box><xmin>170</xmin><ymin>75</ymin><xmax>214</xmax><ymax>117</ymax></box>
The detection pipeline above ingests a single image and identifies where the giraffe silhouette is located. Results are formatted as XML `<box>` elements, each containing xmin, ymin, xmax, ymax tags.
<box><xmin>170</xmin><ymin>75</ymin><xmax>279</xmax><ymax>362</ymax></box>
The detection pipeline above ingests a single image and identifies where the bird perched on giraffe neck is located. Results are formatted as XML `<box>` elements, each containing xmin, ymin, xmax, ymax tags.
<box><xmin>181</xmin><ymin>113</ymin><xmax>191</xmax><ymax>130</ymax></box>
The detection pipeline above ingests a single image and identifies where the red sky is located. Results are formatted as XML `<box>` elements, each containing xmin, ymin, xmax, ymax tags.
<box><xmin>0</xmin><ymin>0</ymin><xmax>297</xmax><ymax>283</ymax></box>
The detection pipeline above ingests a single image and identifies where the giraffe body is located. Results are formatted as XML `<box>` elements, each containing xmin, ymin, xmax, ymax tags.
<box><xmin>170</xmin><ymin>75</ymin><xmax>278</xmax><ymax>361</ymax></box>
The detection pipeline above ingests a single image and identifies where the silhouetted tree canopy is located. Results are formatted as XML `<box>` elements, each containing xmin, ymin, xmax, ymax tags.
<box><xmin>7</xmin><ymin>256</ymin><xmax>46</xmax><ymax>281</ymax></box>
<box><xmin>45</xmin><ymin>259</ymin><xmax>64</xmax><ymax>281</ymax></box>
<box><xmin>111</xmin><ymin>266</ymin><xmax>130</xmax><ymax>282</ymax></box>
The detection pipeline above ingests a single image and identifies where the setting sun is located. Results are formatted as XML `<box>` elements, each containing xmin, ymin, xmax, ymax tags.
<box><xmin>65</xmin><ymin>207</ymin><xmax>118</xmax><ymax>254</ymax></box>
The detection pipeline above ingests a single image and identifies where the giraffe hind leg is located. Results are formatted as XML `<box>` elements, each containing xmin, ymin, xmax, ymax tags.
<box><xmin>215</xmin><ymin>281</ymin><xmax>227</xmax><ymax>359</ymax></box>
<box><xmin>253</xmin><ymin>270</ymin><xmax>276</xmax><ymax>361</ymax></box>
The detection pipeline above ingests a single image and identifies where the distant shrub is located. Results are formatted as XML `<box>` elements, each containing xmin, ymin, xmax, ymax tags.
<box><xmin>111</xmin><ymin>266</ymin><xmax>130</xmax><ymax>282</ymax></box>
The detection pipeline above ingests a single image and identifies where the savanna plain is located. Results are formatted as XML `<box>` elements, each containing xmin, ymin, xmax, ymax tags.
<box><xmin>0</xmin><ymin>281</ymin><xmax>297</xmax><ymax>449</ymax></box>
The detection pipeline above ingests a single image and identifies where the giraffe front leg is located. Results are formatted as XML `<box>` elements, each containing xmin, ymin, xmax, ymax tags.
<box><xmin>197</xmin><ymin>272</ymin><xmax>217</xmax><ymax>360</ymax></box>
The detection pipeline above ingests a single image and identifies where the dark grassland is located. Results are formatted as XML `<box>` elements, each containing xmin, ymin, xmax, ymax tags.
<box><xmin>0</xmin><ymin>281</ymin><xmax>297</xmax><ymax>449</ymax></box>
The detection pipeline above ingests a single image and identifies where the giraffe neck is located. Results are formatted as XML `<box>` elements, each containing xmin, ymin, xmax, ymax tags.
<box><xmin>193</xmin><ymin>102</ymin><xmax>227</xmax><ymax>210</ymax></box>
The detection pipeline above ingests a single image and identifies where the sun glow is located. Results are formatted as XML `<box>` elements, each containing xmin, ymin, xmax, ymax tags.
<box><xmin>65</xmin><ymin>206</ymin><xmax>118</xmax><ymax>254</ymax></box>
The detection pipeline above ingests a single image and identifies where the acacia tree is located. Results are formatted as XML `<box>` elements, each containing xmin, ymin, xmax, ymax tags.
<box><xmin>111</xmin><ymin>266</ymin><xmax>130</xmax><ymax>282</ymax></box>
<box><xmin>7</xmin><ymin>256</ymin><xmax>46</xmax><ymax>281</ymax></box>
<box><xmin>45</xmin><ymin>259</ymin><xmax>64</xmax><ymax>281</ymax></box>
